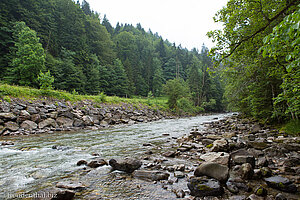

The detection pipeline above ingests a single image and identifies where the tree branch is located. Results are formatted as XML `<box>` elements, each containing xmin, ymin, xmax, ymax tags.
<box><xmin>221</xmin><ymin>0</ymin><xmax>298</xmax><ymax>61</ymax></box>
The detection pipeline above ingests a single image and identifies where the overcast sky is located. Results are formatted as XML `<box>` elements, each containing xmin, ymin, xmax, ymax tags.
<box><xmin>87</xmin><ymin>0</ymin><xmax>228</xmax><ymax>50</ymax></box>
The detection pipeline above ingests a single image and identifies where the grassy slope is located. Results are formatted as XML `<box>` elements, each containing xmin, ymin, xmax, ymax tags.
<box><xmin>0</xmin><ymin>84</ymin><xmax>168</xmax><ymax>111</ymax></box>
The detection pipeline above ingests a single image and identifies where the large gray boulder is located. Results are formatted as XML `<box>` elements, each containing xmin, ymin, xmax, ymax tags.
<box><xmin>194</xmin><ymin>162</ymin><xmax>229</xmax><ymax>182</ymax></box>
<box><xmin>21</xmin><ymin>120</ymin><xmax>37</xmax><ymax>130</ymax></box>
<box><xmin>109</xmin><ymin>158</ymin><xmax>142</xmax><ymax>173</ymax></box>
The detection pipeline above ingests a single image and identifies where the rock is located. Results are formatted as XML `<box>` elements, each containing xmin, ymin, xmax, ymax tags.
<box><xmin>187</xmin><ymin>177</ymin><xmax>224</xmax><ymax>197</ymax></box>
<box><xmin>56</xmin><ymin>117</ymin><xmax>73</xmax><ymax>128</ymax></box>
<box><xmin>228</xmin><ymin>195</ymin><xmax>247</xmax><ymax>200</ymax></box>
<box><xmin>1</xmin><ymin>141</ymin><xmax>14</xmax><ymax>145</ymax></box>
<box><xmin>33</xmin><ymin>187</ymin><xmax>75</xmax><ymax>200</ymax></box>
<box><xmin>87</xmin><ymin>159</ymin><xmax>107</xmax><ymax>168</ymax></box>
<box><xmin>133</xmin><ymin>170</ymin><xmax>169</xmax><ymax>181</ymax></box>
<box><xmin>238</xmin><ymin>163</ymin><xmax>253</xmax><ymax>180</ymax></box>
<box><xmin>264</xmin><ymin>176</ymin><xmax>297</xmax><ymax>193</ymax></box>
<box><xmin>38</xmin><ymin>118</ymin><xmax>57</xmax><ymax>129</ymax></box>
<box><xmin>48</xmin><ymin>111</ymin><xmax>58</xmax><ymax>119</ymax></box>
<box><xmin>250</xmin><ymin>124</ymin><xmax>261</xmax><ymax>133</ymax></box>
<box><xmin>275</xmin><ymin>193</ymin><xmax>287</xmax><ymax>200</ymax></box>
<box><xmin>17</xmin><ymin>110</ymin><xmax>31</xmax><ymax>122</ymax></box>
<box><xmin>247</xmin><ymin>194</ymin><xmax>264</xmax><ymax>200</ymax></box>
<box><xmin>52</xmin><ymin>145</ymin><xmax>71</xmax><ymax>151</ymax></box>
<box><xmin>73</xmin><ymin>118</ymin><xmax>84</xmax><ymax>127</ymax></box>
<box><xmin>174</xmin><ymin>171</ymin><xmax>185</xmax><ymax>178</ymax></box>
<box><xmin>194</xmin><ymin>162</ymin><xmax>229</xmax><ymax>182</ymax></box>
<box><xmin>162</xmin><ymin>151</ymin><xmax>176</xmax><ymax>158</ymax></box>
<box><xmin>174</xmin><ymin>164</ymin><xmax>185</xmax><ymax>171</ymax></box>
<box><xmin>201</xmin><ymin>138</ymin><xmax>214</xmax><ymax>145</ymax></box>
<box><xmin>254</xmin><ymin>185</ymin><xmax>267</xmax><ymax>196</ymax></box>
<box><xmin>109</xmin><ymin>158</ymin><xmax>142</xmax><ymax>173</ymax></box>
<box><xmin>200</xmin><ymin>152</ymin><xmax>229</xmax><ymax>165</ymax></box>
<box><xmin>82</xmin><ymin>115</ymin><xmax>94</xmax><ymax>126</ymax></box>
<box><xmin>257</xmin><ymin>157</ymin><xmax>268</xmax><ymax>167</ymax></box>
<box><xmin>27</xmin><ymin>106</ymin><xmax>38</xmax><ymax>114</ymax></box>
<box><xmin>21</xmin><ymin>120</ymin><xmax>37</xmax><ymax>130</ymax></box>
<box><xmin>0</xmin><ymin>113</ymin><xmax>16</xmax><ymax>120</ymax></box>
<box><xmin>56</xmin><ymin>181</ymin><xmax>86</xmax><ymax>190</ymax></box>
<box><xmin>211</xmin><ymin>139</ymin><xmax>228</xmax><ymax>152</ymax></box>
<box><xmin>249</xmin><ymin>141</ymin><xmax>269</xmax><ymax>150</ymax></box>
<box><xmin>4</xmin><ymin>121</ymin><xmax>19</xmax><ymax>131</ymax></box>
<box><xmin>100</xmin><ymin>120</ymin><xmax>108</xmax><ymax>127</ymax></box>
<box><xmin>31</xmin><ymin>114</ymin><xmax>41</xmax><ymax>123</ymax></box>
<box><xmin>171</xmin><ymin>189</ymin><xmax>185</xmax><ymax>198</ymax></box>
<box><xmin>226</xmin><ymin>177</ymin><xmax>251</xmax><ymax>194</ymax></box>
<box><xmin>77</xmin><ymin>160</ymin><xmax>87</xmax><ymax>166</ymax></box>
<box><xmin>230</xmin><ymin>149</ymin><xmax>255</xmax><ymax>168</ymax></box>
<box><xmin>260</xmin><ymin>167</ymin><xmax>272</xmax><ymax>177</ymax></box>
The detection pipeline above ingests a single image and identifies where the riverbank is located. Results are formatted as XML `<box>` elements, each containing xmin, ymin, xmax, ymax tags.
<box><xmin>4</xmin><ymin>113</ymin><xmax>297</xmax><ymax>199</ymax></box>
<box><xmin>0</xmin><ymin>97</ymin><xmax>173</xmax><ymax>136</ymax></box>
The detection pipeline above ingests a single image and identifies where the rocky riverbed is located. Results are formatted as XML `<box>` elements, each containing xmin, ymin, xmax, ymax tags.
<box><xmin>15</xmin><ymin>114</ymin><xmax>298</xmax><ymax>200</ymax></box>
<box><xmin>0</xmin><ymin>98</ymin><xmax>172</xmax><ymax>136</ymax></box>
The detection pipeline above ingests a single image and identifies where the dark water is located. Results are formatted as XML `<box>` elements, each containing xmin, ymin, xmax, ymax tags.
<box><xmin>0</xmin><ymin>113</ymin><xmax>232</xmax><ymax>199</ymax></box>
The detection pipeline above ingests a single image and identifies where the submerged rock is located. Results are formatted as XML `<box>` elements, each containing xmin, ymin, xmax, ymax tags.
<box><xmin>109</xmin><ymin>158</ymin><xmax>142</xmax><ymax>173</ymax></box>
<box><xmin>133</xmin><ymin>170</ymin><xmax>169</xmax><ymax>181</ymax></box>
<box><xmin>87</xmin><ymin>159</ymin><xmax>107</xmax><ymax>168</ymax></box>
<box><xmin>56</xmin><ymin>181</ymin><xmax>86</xmax><ymax>190</ymax></box>
<box><xmin>187</xmin><ymin>177</ymin><xmax>224</xmax><ymax>197</ymax></box>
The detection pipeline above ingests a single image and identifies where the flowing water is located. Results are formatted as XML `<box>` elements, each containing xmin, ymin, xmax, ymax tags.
<box><xmin>0</xmin><ymin>113</ymin><xmax>232</xmax><ymax>199</ymax></box>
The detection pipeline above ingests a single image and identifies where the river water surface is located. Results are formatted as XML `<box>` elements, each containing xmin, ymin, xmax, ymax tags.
<box><xmin>0</xmin><ymin>113</ymin><xmax>232</xmax><ymax>199</ymax></box>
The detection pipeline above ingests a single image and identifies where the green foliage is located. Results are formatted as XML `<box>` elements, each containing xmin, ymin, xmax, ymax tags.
<box><xmin>163</xmin><ymin>78</ymin><xmax>190</xmax><ymax>109</ymax></box>
<box><xmin>10</xmin><ymin>21</ymin><xmax>45</xmax><ymax>87</ymax></box>
<box><xmin>208</xmin><ymin>0</ymin><xmax>299</xmax><ymax>121</ymax></box>
<box><xmin>280</xmin><ymin>120</ymin><xmax>300</xmax><ymax>136</ymax></box>
<box><xmin>37</xmin><ymin>70</ymin><xmax>54</xmax><ymax>90</ymax></box>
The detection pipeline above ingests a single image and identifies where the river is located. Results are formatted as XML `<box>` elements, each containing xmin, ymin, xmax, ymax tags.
<box><xmin>0</xmin><ymin>113</ymin><xmax>232</xmax><ymax>199</ymax></box>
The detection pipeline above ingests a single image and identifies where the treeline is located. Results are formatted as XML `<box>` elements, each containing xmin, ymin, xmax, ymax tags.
<box><xmin>208</xmin><ymin>0</ymin><xmax>299</xmax><ymax>122</ymax></box>
<box><xmin>0</xmin><ymin>0</ymin><xmax>224</xmax><ymax>112</ymax></box>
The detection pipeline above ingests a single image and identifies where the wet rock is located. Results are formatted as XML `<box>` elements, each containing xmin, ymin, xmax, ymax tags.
<box><xmin>1</xmin><ymin>141</ymin><xmax>14</xmax><ymax>145</ymax></box>
<box><xmin>226</xmin><ymin>177</ymin><xmax>251</xmax><ymax>194</ymax></box>
<box><xmin>109</xmin><ymin>158</ymin><xmax>142</xmax><ymax>173</ymax></box>
<box><xmin>187</xmin><ymin>177</ymin><xmax>224</xmax><ymax>197</ymax></box>
<box><xmin>87</xmin><ymin>159</ymin><xmax>107</xmax><ymax>168</ymax></box>
<box><xmin>264</xmin><ymin>176</ymin><xmax>297</xmax><ymax>193</ymax></box>
<box><xmin>254</xmin><ymin>185</ymin><xmax>267</xmax><ymax>196</ymax></box>
<box><xmin>133</xmin><ymin>170</ymin><xmax>169</xmax><ymax>181</ymax></box>
<box><xmin>34</xmin><ymin>187</ymin><xmax>75</xmax><ymax>200</ymax></box>
<box><xmin>39</xmin><ymin>118</ymin><xmax>57</xmax><ymax>129</ymax></box>
<box><xmin>200</xmin><ymin>152</ymin><xmax>229</xmax><ymax>165</ymax></box>
<box><xmin>247</xmin><ymin>194</ymin><xmax>264</xmax><ymax>200</ymax></box>
<box><xmin>275</xmin><ymin>193</ymin><xmax>287</xmax><ymax>200</ymax></box>
<box><xmin>77</xmin><ymin>160</ymin><xmax>87</xmax><ymax>166</ymax></box>
<box><xmin>21</xmin><ymin>120</ymin><xmax>37</xmax><ymax>130</ymax></box>
<box><xmin>52</xmin><ymin>145</ymin><xmax>71</xmax><ymax>151</ymax></box>
<box><xmin>56</xmin><ymin>117</ymin><xmax>73</xmax><ymax>128</ymax></box>
<box><xmin>231</xmin><ymin>149</ymin><xmax>255</xmax><ymax>168</ymax></box>
<box><xmin>4</xmin><ymin>121</ymin><xmax>19</xmax><ymax>131</ymax></box>
<box><xmin>211</xmin><ymin>139</ymin><xmax>229</xmax><ymax>152</ymax></box>
<box><xmin>229</xmin><ymin>195</ymin><xmax>247</xmax><ymax>200</ymax></box>
<box><xmin>260</xmin><ymin>167</ymin><xmax>272</xmax><ymax>177</ymax></box>
<box><xmin>171</xmin><ymin>189</ymin><xmax>185</xmax><ymax>198</ymax></box>
<box><xmin>162</xmin><ymin>151</ymin><xmax>176</xmax><ymax>158</ymax></box>
<box><xmin>174</xmin><ymin>171</ymin><xmax>185</xmax><ymax>178</ymax></box>
<box><xmin>56</xmin><ymin>181</ymin><xmax>86</xmax><ymax>190</ymax></box>
<box><xmin>174</xmin><ymin>164</ymin><xmax>185</xmax><ymax>171</ymax></box>
<box><xmin>194</xmin><ymin>162</ymin><xmax>229</xmax><ymax>182</ymax></box>
<box><xmin>142</xmin><ymin>143</ymin><xmax>152</xmax><ymax>146</ymax></box>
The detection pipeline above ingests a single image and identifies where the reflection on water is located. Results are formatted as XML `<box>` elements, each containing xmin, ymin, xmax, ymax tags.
<box><xmin>0</xmin><ymin>113</ymin><xmax>231</xmax><ymax>199</ymax></box>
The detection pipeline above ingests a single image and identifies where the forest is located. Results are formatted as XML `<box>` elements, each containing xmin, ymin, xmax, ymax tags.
<box><xmin>0</xmin><ymin>0</ymin><xmax>299</xmax><ymax>125</ymax></box>
<box><xmin>0</xmin><ymin>0</ymin><xmax>224</xmax><ymax>113</ymax></box>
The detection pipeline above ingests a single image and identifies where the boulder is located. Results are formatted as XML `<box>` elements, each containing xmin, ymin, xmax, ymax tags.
<box><xmin>21</xmin><ymin>120</ymin><xmax>37</xmax><ymax>130</ymax></box>
<box><xmin>87</xmin><ymin>159</ymin><xmax>107</xmax><ymax>168</ymax></box>
<box><xmin>200</xmin><ymin>152</ymin><xmax>229</xmax><ymax>165</ymax></box>
<box><xmin>239</xmin><ymin>163</ymin><xmax>254</xmax><ymax>180</ymax></box>
<box><xmin>0</xmin><ymin>113</ymin><xmax>16</xmax><ymax>120</ymax></box>
<box><xmin>17</xmin><ymin>110</ymin><xmax>31</xmax><ymax>122</ymax></box>
<box><xmin>26</xmin><ymin>106</ymin><xmax>38</xmax><ymax>114</ymax></box>
<box><xmin>4</xmin><ymin>121</ymin><xmax>19</xmax><ymax>131</ymax></box>
<box><xmin>133</xmin><ymin>170</ymin><xmax>169</xmax><ymax>181</ymax></box>
<box><xmin>56</xmin><ymin>181</ymin><xmax>86</xmax><ymax>190</ymax></box>
<box><xmin>264</xmin><ymin>176</ymin><xmax>297</xmax><ymax>193</ymax></box>
<box><xmin>56</xmin><ymin>117</ymin><xmax>73</xmax><ymax>128</ymax></box>
<box><xmin>31</xmin><ymin>114</ymin><xmax>41</xmax><ymax>123</ymax></box>
<box><xmin>211</xmin><ymin>139</ymin><xmax>228</xmax><ymax>152</ymax></box>
<box><xmin>109</xmin><ymin>158</ymin><xmax>142</xmax><ymax>173</ymax></box>
<box><xmin>230</xmin><ymin>149</ymin><xmax>255</xmax><ymax>168</ymax></box>
<box><xmin>73</xmin><ymin>118</ymin><xmax>84</xmax><ymax>127</ymax></box>
<box><xmin>162</xmin><ymin>151</ymin><xmax>176</xmax><ymax>158</ymax></box>
<box><xmin>82</xmin><ymin>115</ymin><xmax>94</xmax><ymax>126</ymax></box>
<box><xmin>187</xmin><ymin>177</ymin><xmax>224</xmax><ymax>197</ymax></box>
<box><xmin>38</xmin><ymin>118</ymin><xmax>57</xmax><ymax>129</ymax></box>
<box><xmin>194</xmin><ymin>162</ymin><xmax>229</xmax><ymax>182</ymax></box>
<box><xmin>77</xmin><ymin>160</ymin><xmax>87</xmax><ymax>166</ymax></box>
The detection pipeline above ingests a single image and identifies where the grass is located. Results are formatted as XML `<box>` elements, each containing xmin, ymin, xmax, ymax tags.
<box><xmin>0</xmin><ymin>84</ymin><xmax>168</xmax><ymax>111</ymax></box>
<box><xmin>280</xmin><ymin>119</ymin><xmax>300</xmax><ymax>136</ymax></box>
